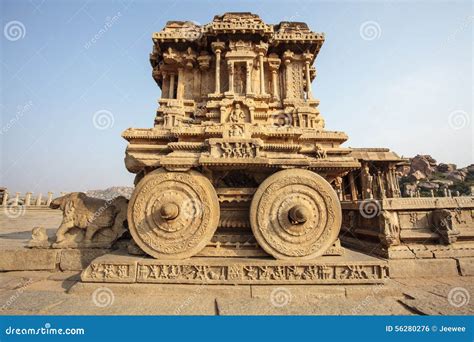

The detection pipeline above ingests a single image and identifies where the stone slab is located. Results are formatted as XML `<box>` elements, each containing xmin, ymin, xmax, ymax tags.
<box><xmin>388</xmin><ymin>259</ymin><xmax>459</xmax><ymax>278</ymax></box>
<box><xmin>250</xmin><ymin>285</ymin><xmax>346</xmax><ymax>300</ymax></box>
<box><xmin>81</xmin><ymin>249</ymin><xmax>389</xmax><ymax>285</ymax></box>
<box><xmin>216</xmin><ymin>297</ymin><xmax>411</xmax><ymax>315</ymax></box>
<box><xmin>69</xmin><ymin>282</ymin><xmax>251</xmax><ymax>298</ymax></box>
<box><xmin>458</xmin><ymin>258</ymin><xmax>474</xmax><ymax>276</ymax></box>
<box><xmin>59</xmin><ymin>248</ymin><xmax>111</xmax><ymax>271</ymax></box>
<box><xmin>0</xmin><ymin>249</ymin><xmax>59</xmax><ymax>271</ymax></box>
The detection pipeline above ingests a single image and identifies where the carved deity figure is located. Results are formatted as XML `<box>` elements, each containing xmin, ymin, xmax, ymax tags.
<box><xmin>234</xmin><ymin>64</ymin><xmax>246</xmax><ymax>95</ymax></box>
<box><xmin>229</xmin><ymin>124</ymin><xmax>244</xmax><ymax>137</ymax></box>
<box><xmin>315</xmin><ymin>144</ymin><xmax>327</xmax><ymax>159</ymax></box>
<box><xmin>229</xmin><ymin>104</ymin><xmax>245</xmax><ymax>123</ymax></box>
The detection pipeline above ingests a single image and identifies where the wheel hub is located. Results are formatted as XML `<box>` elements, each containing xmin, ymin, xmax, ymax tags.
<box><xmin>288</xmin><ymin>205</ymin><xmax>310</xmax><ymax>224</ymax></box>
<box><xmin>159</xmin><ymin>202</ymin><xmax>179</xmax><ymax>220</ymax></box>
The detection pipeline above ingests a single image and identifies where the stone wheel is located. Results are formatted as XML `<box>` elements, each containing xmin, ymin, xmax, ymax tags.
<box><xmin>128</xmin><ymin>168</ymin><xmax>220</xmax><ymax>259</ymax></box>
<box><xmin>250</xmin><ymin>169</ymin><xmax>341</xmax><ymax>260</ymax></box>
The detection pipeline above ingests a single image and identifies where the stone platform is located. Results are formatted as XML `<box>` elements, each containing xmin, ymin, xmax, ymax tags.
<box><xmin>81</xmin><ymin>250</ymin><xmax>388</xmax><ymax>285</ymax></box>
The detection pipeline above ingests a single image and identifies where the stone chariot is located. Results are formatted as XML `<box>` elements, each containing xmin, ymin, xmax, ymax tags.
<box><xmin>123</xmin><ymin>13</ymin><xmax>361</xmax><ymax>261</ymax></box>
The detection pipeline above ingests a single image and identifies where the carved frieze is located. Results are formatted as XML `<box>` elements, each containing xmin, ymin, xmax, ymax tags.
<box><xmin>82</xmin><ymin>257</ymin><xmax>388</xmax><ymax>284</ymax></box>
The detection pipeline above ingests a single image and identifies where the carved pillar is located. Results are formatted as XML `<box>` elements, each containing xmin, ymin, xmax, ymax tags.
<box><xmin>268</xmin><ymin>58</ymin><xmax>281</xmax><ymax>100</ymax></box>
<box><xmin>35</xmin><ymin>193</ymin><xmax>42</xmax><ymax>206</ymax></box>
<box><xmin>211</xmin><ymin>42</ymin><xmax>225</xmax><ymax>95</ymax></box>
<box><xmin>360</xmin><ymin>162</ymin><xmax>373</xmax><ymax>200</ymax></box>
<box><xmin>2</xmin><ymin>190</ymin><xmax>8</xmax><ymax>206</ymax></box>
<box><xmin>255</xmin><ymin>43</ymin><xmax>268</xmax><ymax>95</ymax></box>
<box><xmin>177</xmin><ymin>68</ymin><xmax>184</xmax><ymax>100</ymax></box>
<box><xmin>283</xmin><ymin>50</ymin><xmax>293</xmax><ymax>100</ymax></box>
<box><xmin>227</xmin><ymin>61</ymin><xmax>234</xmax><ymax>94</ymax></box>
<box><xmin>46</xmin><ymin>192</ymin><xmax>53</xmax><ymax>206</ymax></box>
<box><xmin>245</xmin><ymin>61</ymin><xmax>253</xmax><ymax>95</ymax></box>
<box><xmin>169</xmin><ymin>73</ymin><xmax>175</xmax><ymax>99</ymax></box>
<box><xmin>303</xmin><ymin>52</ymin><xmax>313</xmax><ymax>100</ymax></box>
<box><xmin>377</xmin><ymin>171</ymin><xmax>386</xmax><ymax>199</ymax></box>
<box><xmin>25</xmin><ymin>192</ymin><xmax>32</xmax><ymax>206</ymax></box>
<box><xmin>348</xmin><ymin>172</ymin><xmax>358</xmax><ymax>201</ymax></box>
<box><xmin>13</xmin><ymin>192</ymin><xmax>20</xmax><ymax>206</ymax></box>
<box><xmin>259</xmin><ymin>53</ymin><xmax>265</xmax><ymax>94</ymax></box>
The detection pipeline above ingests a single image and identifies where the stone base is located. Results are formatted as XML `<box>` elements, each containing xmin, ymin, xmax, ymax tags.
<box><xmin>341</xmin><ymin>236</ymin><xmax>474</xmax><ymax>259</ymax></box>
<box><xmin>198</xmin><ymin>237</ymin><xmax>344</xmax><ymax>257</ymax></box>
<box><xmin>80</xmin><ymin>249</ymin><xmax>388</xmax><ymax>285</ymax></box>
<box><xmin>0</xmin><ymin>248</ymin><xmax>111</xmax><ymax>271</ymax></box>
<box><xmin>388</xmin><ymin>259</ymin><xmax>459</xmax><ymax>278</ymax></box>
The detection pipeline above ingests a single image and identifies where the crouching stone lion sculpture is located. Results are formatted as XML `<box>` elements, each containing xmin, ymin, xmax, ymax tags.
<box><xmin>47</xmin><ymin>192</ymin><xmax>128</xmax><ymax>248</ymax></box>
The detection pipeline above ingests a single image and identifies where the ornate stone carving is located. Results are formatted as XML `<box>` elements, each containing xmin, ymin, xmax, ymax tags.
<box><xmin>42</xmin><ymin>192</ymin><xmax>128</xmax><ymax>249</ymax></box>
<box><xmin>431</xmin><ymin>209</ymin><xmax>460</xmax><ymax>244</ymax></box>
<box><xmin>250</xmin><ymin>169</ymin><xmax>341</xmax><ymax>259</ymax></box>
<box><xmin>81</xmin><ymin>255</ymin><xmax>388</xmax><ymax>284</ymax></box>
<box><xmin>379</xmin><ymin>210</ymin><xmax>400</xmax><ymax>247</ymax></box>
<box><xmin>123</xmin><ymin>13</ymin><xmax>362</xmax><ymax>260</ymax></box>
<box><xmin>127</xmin><ymin>168</ymin><xmax>220</xmax><ymax>259</ymax></box>
<box><xmin>218</xmin><ymin>142</ymin><xmax>256</xmax><ymax>158</ymax></box>
<box><xmin>28</xmin><ymin>227</ymin><xmax>51</xmax><ymax>248</ymax></box>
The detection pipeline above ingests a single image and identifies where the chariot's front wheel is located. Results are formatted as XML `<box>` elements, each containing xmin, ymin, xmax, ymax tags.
<box><xmin>128</xmin><ymin>168</ymin><xmax>220</xmax><ymax>259</ymax></box>
<box><xmin>250</xmin><ymin>169</ymin><xmax>341</xmax><ymax>260</ymax></box>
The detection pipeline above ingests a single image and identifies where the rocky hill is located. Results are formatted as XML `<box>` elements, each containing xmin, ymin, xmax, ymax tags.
<box><xmin>85</xmin><ymin>186</ymin><xmax>134</xmax><ymax>200</ymax></box>
<box><xmin>397</xmin><ymin>155</ymin><xmax>474</xmax><ymax>196</ymax></box>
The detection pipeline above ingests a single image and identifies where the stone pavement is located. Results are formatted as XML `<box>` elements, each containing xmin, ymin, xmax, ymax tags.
<box><xmin>0</xmin><ymin>270</ymin><xmax>472</xmax><ymax>315</ymax></box>
<box><xmin>0</xmin><ymin>209</ymin><xmax>473</xmax><ymax>315</ymax></box>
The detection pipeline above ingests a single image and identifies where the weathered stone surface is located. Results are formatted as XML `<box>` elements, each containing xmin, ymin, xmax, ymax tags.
<box><xmin>47</xmin><ymin>192</ymin><xmax>128</xmax><ymax>249</ymax></box>
<box><xmin>81</xmin><ymin>251</ymin><xmax>389</xmax><ymax>285</ymax></box>
<box><xmin>0</xmin><ymin>249</ymin><xmax>58</xmax><ymax>271</ymax></box>
<box><xmin>458</xmin><ymin>258</ymin><xmax>474</xmax><ymax>276</ymax></box>
<box><xmin>70</xmin><ymin>282</ymin><xmax>251</xmax><ymax>298</ymax></box>
<box><xmin>388</xmin><ymin>259</ymin><xmax>459</xmax><ymax>278</ymax></box>
<box><xmin>437</xmin><ymin>163</ymin><xmax>456</xmax><ymax>173</ymax></box>
<box><xmin>410</xmin><ymin>154</ymin><xmax>437</xmax><ymax>176</ymax></box>
<box><xmin>250</xmin><ymin>285</ymin><xmax>345</xmax><ymax>300</ymax></box>
<box><xmin>123</xmin><ymin>12</ymin><xmax>360</xmax><ymax>261</ymax></box>
<box><xmin>59</xmin><ymin>249</ymin><xmax>112</xmax><ymax>271</ymax></box>
<box><xmin>216</xmin><ymin>297</ymin><xmax>410</xmax><ymax>315</ymax></box>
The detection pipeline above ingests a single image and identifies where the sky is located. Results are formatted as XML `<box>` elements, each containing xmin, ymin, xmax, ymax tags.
<box><xmin>0</xmin><ymin>0</ymin><xmax>472</xmax><ymax>195</ymax></box>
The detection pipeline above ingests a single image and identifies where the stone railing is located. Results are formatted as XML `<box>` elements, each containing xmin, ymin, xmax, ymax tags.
<box><xmin>0</xmin><ymin>191</ymin><xmax>67</xmax><ymax>207</ymax></box>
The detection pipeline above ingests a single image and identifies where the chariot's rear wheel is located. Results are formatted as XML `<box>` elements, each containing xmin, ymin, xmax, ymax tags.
<box><xmin>128</xmin><ymin>168</ymin><xmax>220</xmax><ymax>259</ymax></box>
<box><xmin>250</xmin><ymin>169</ymin><xmax>341</xmax><ymax>260</ymax></box>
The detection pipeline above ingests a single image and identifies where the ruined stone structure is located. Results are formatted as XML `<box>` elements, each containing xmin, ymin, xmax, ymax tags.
<box><xmin>339</xmin><ymin>150</ymin><xmax>474</xmax><ymax>260</ymax></box>
<box><xmin>122</xmin><ymin>12</ymin><xmax>360</xmax><ymax>261</ymax></box>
